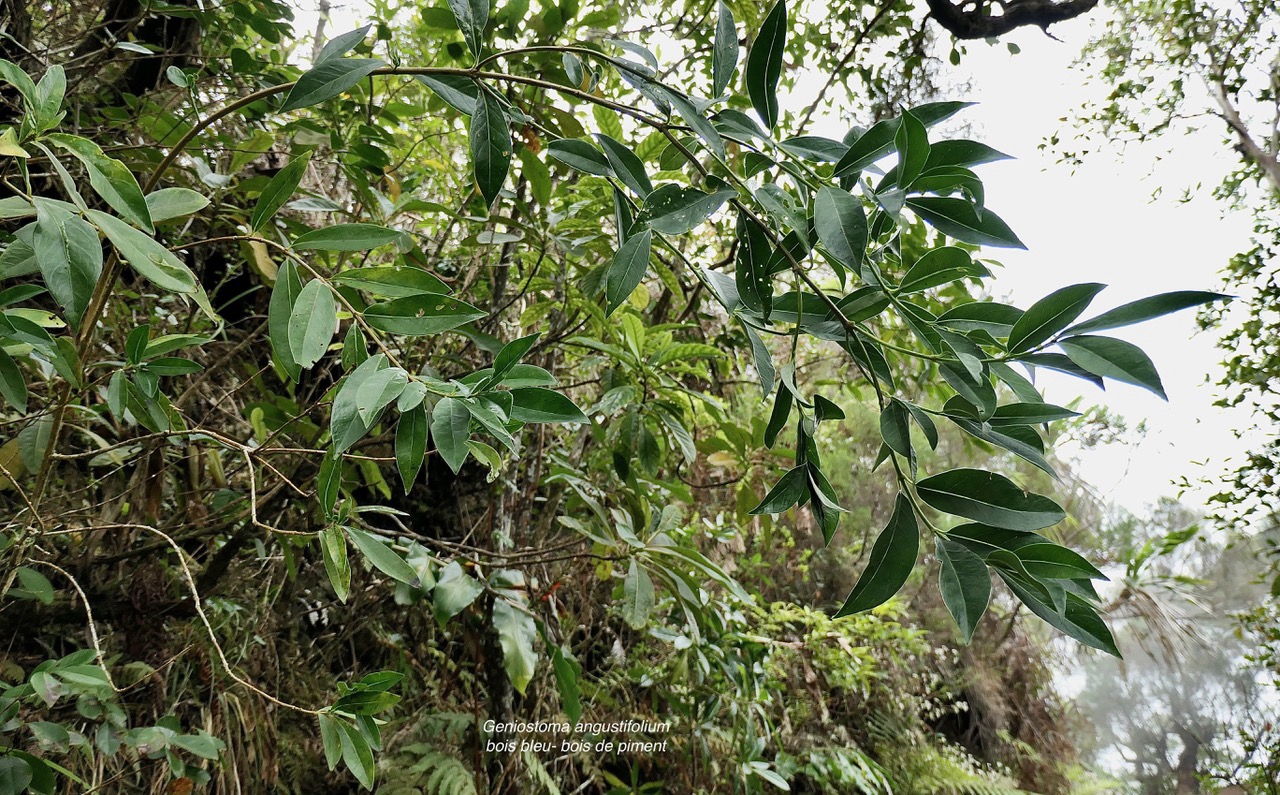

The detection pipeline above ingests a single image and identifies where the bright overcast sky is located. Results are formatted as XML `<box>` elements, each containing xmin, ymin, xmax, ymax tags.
<box><xmin>299</xmin><ymin>2</ymin><xmax>1257</xmax><ymax>515</ymax></box>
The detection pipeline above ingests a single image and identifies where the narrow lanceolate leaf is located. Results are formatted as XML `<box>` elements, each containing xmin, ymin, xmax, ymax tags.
<box><xmin>735</xmin><ymin>215</ymin><xmax>773</xmax><ymax>320</ymax></box>
<box><xmin>834</xmin><ymin>118</ymin><xmax>899</xmax><ymax>176</ymax></box>
<box><xmin>746</xmin><ymin>0</ymin><xmax>787</xmax><ymax>129</ymax></box>
<box><xmin>269</xmin><ymin>260</ymin><xmax>303</xmax><ymax>380</ymax></box>
<box><xmin>937</xmin><ymin>538</ymin><xmax>991</xmax><ymax>644</ymax></box>
<box><xmin>1006</xmin><ymin>283</ymin><xmax>1106</xmax><ymax>355</ymax></box>
<box><xmin>814</xmin><ymin>186</ymin><xmax>867</xmax><ymax>275</ymax></box>
<box><xmin>320</xmin><ymin>525</ymin><xmax>351</xmax><ymax>602</ymax></box>
<box><xmin>1065</xmin><ymin>290</ymin><xmax>1230</xmax><ymax>335</ymax></box>
<box><xmin>742</xmin><ymin>321</ymin><xmax>776</xmax><ymax>399</ymax></box>
<box><xmin>653</xmin><ymin>85</ymin><xmax>726</xmax><ymax>159</ymax></box>
<box><xmin>906</xmin><ymin>197</ymin><xmax>1025</xmax><ymax>249</ymax></box>
<box><xmin>0</xmin><ymin>348</ymin><xmax>27</xmax><ymax>412</ymax></box>
<box><xmin>899</xmin><ymin>247</ymin><xmax>976</xmax><ymax>293</ymax></box>
<box><xmin>446</xmin><ymin>0</ymin><xmax>489</xmax><ymax>57</ymax></box>
<box><xmin>46</xmin><ymin>134</ymin><xmax>152</xmax><ymax>232</ymax></box>
<box><xmin>622</xmin><ymin>560</ymin><xmax>655</xmax><ymax>628</ymax></box>
<box><xmin>395</xmin><ymin>403</ymin><xmax>428</xmax><ymax>492</ymax></box>
<box><xmin>280</xmin><ymin>57</ymin><xmax>384</xmax><ymax>112</ymax></box>
<box><xmin>431</xmin><ymin>396</ymin><xmax>471</xmax><ymax>474</ymax></box>
<box><xmin>287</xmin><ymin>280</ymin><xmax>336</xmax><ymax>369</ymax></box>
<box><xmin>414</xmin><ymin>74</ymin><xmax>479</xmax><ymax>115</ymax></box>
<box><xmin>1059</xmin><ymin>334</ymin><xmax>1166</xmax><ymax>399</ymax></box>
<box><xmin>509</xmin><ymin>387</ymin><xmax>588</xmax><ymax>423</ymax></box>
<box><xmin>332</xmin><ymin>265</ymin><xmax>451</xmax><ymax>298</ymax></box>
<box><xmin>639</xmin><ymin>184</ymin><xmax>734</xmax><ymax>235</ymax></box>
<box><xmin>1000</xmin><ymin>574</ymin><xmax>1120</xmax><ymax>656</ymax></box>
<box><xmin>32</xmin><ymin>200</ymin><xmax>101</xmax><ymax>327</ymax></box>
<box><xmin>604</xmin><ymin>228</ymin><xmax>652</xmax><ymax>316</ymax></box>
<box><xmin>916</xmin><ymin>468</ymin><xmax>1065</xmax><ymax>531</ymax></box>
<box><xmin>894</xmin><ymin>109</ymin><xmax>930</xmax><ymax>187</ymax></box>
<box><xmin>315</xmin><ymin>25</ymin><xmax>370</xmax><ymax>64</ymax></box>
<box><xmin>596</xmin><ymin>134</ymin><xmax>652</xmax><ymax>197</ymax></box>
<box><xmin>293</xmin><ymin>223</ymin><xmax>402</xmax><ymax>251</ymax></box>
<box><xmin>471</xmin><ymin>90</ymin><xmax>512</xmax><ymax>208</ymax></box>
<box><xmin>712</xmin><ymin>1</ymin><xmax>739</xmax><ymax>97</ymax></box>
<box><xmin>251</xmin><ymin>151</ymin><xmax>311</xmax><ymax>231</ymax></box>
<box><xmin>836</xmin><ymin>493</ymin><xmax>919</xmax><ymax>616</ymax></box>
<box><xmin>363</xmin><ymin>294</ymin><xmax>486</xmax><ymax>335</ymax></box>
<box><xmin>145</xmin><ymin>188</ymin><xmax>209</xmax><ymax>223</ymax></box>
<box><xmin>346</xmin><ymin>526</ymin><xmax>419</xmax><ymax>586</ymax></box>
<box><xmin>749</xmin><ymin>465</ymin><xmax>808</xmax><ymax>515</ymax></box>
<box><xmin>90</xmin><ymin>210</ymin><xmax>197</xmax><ymax>295</ymax></box>
<box><xmin>547</xmin><ymin>139</ymin><xmax>613</xmax><ymax>176</ymax></box>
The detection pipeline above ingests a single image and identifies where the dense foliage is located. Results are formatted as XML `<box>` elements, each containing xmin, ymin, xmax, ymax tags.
<box><xmin>0</xmin><ymin>0</ymin><xmax>1241</xmax><ymax>792</ymax></box>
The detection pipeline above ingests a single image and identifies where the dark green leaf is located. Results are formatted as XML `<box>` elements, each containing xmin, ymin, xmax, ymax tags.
<box><xmin>990</xmin><ymin>402</ymin><xmax>1079</xmax><ymax>426</ymax></box>
<box><xmin>269</xmin><ymin>260</ymin><xmax>303</xmax><ymax>381</ymax></box>
<box><xmin>894</xmin><ymin>109</ymin><xmax>929</xmax><ymax>187</ymax></box>
<box><xmin>338</xmin><ymin>721</ymin><xmax>375</xmax><ymax>789</ymax></box>
<box><xmin>145</xmin><ymin>188</ymin><xmax>209</xmax><ymax>223</ymax></box>
<box><xmin>1059</xmin><ymin>334</ymin><xmax>1166</xmax><ymax>398</ymax></box>
<box><xmin>764</xmin><ymin>379</ymin><xmax>791</xmax><ymax>447</ymax></box>
<box><xmin>281</xmin><ymin>58</ymin><xmax>383</xmax><ymax>112</ymax></box>
<box><xmin>622</xmin><ymin>560</ymin><xmax>655</xmax><ymax>628</ymax></box>
<box><xmin>924</xmin><ymin>140</ymin><xmax>1011</xmax><ymax>170</ymax></box>
<box><xmin>321</xmin><ymin>524</ymin><xmax>351</xmax><ymax>602</ymax></box>
<box><xmin>745</xmin><ymin>0</ymin><xmax>787</xmax><ymax>129</ymax></box>
<box><xmin>547</xmin><ymin>139</ymin><xmax>614</xmax><ymax>176</ymax></box>
<box><xmin>33</xmin><ymin>199</ymin><xmax>101</xmax><ymax>327</ymax></box>
<box><xmin>332</xmin><ymin>265</ymin><xmax>450</xmax><ymax>297</ymax></box>
<box><xmin>778</xmin><ymin>135</ymin><xmax>847</xmax><ymax>162</ymax></box>
<box><xmin>346</xmin><ymin>526</ymin><xmax>419</xmax><ymax>586</ymax></box>
<box><xmin>1000</xmin><ymin>574</ymin><xmax>1120</xmax><ymax>656</ymax></box>
<box><xmin>916</xmin><ymin>468</ymin><xmax>1064</xmax><ymax>531</ymax></box>
<box><xmin>712</xmin><ymin>2</ymin><xmax>738</xmax><ymax>97</ymax></box>
<box><xmin>364</xmin><ymin>294</ymin><xmax>486</xmax><ymax>335</ymax></box>
<box><xmin>899</xmin><ymin>247</ymin><xmax>977</xmax><ymax>293</ymax></box>
<box><xmin>293</xmin><ymin>223</ymin><xmax>403</xmax><ymax>251</ymax></box>
<box><xmin>471</xmin><ymin>90</ymin><xmax>512</xmax><ymax>207</ymax></box>
<box><xmin>330</xmin><ymin>354</ymin><xmax>388</xmax><ymax>452</ymax></box>
<box><xmin>640</xmin><ymin>185</ymin><xmax>735</xmax><ymax>235</ymax></box>
<box><xmin>596</xmin><ymin>134</ymin><xmax>652</xmax><ymax>197</ymax></box>
<box><xmin>833</xmin><ymin>118</ymin><xmax>899</xmax><ymax>176</ymax></box>
<box><xmin>446</xmin><ymin>0</ymin><xmax>489</xmax><ymax>56</ymax></box>
<box><xmin>413</xmin><ymin>74</ymin><xmax>478</xmax><ymax>116</ymax></box>
<box><xmin>937</xmin><ymin>537</ymin><xmax>990</xmax><ymax>643</ymax></box>
<box><xmin>251</xmin><ymin>152</ymin><xmax>311</xmax><ymax>231</ymax></box>
<box><xmin>46</xmin><ymin>134</ymin><xmax>153</xmax><ymax>233</ymax></box>
<box><xmin>742</xmin><ymin>321</ymin><xmax>775</xmax><ymax>399</ymax></box>
<box><xmin>604</xmin><ymin>228</ymin><xmax>652</xmax><ymax>316</ymax></box>
<box><xmin>509</xmin><ymin>387</ymin><xmax>588</xmax><ymax>423</ymax></box>
<box><xmin>1006</xmin><ymin>283</ymin><xmax>1106</xmax><ymax>354</ymax></box>
<box><xmin>749</xmin><ymin>465</ymin><xmax>808</xmax><ymax>515</ymax></box>
<box><xmin>0</xmin><ymin>348</ymin><xmax>26</xmax><ymax>412</ymax></box>
<box><xmin>906</xmin><ymin>197</ymin><xmax>1025</xmax><ymax>249</ymax></box>
<box><xmin>836</xmin><ymin>493</ymin><xmax>919</xmax><ymax>615</ymax></box>
<box><xmin>430</xmin><ymin>396</ymin><xmax>471</xmax><ymax>473</ymax></box>
<box><xmin>1015</xmin><ymin>542</ymin><xmax>1107</xmax><ymax>581</ymax></box>
<box><xmin>879</xmin><ymin>400</ymin><xmax>911</xmax><ymax>457</ymax></box>
<box><xmin>735</xmin><ymin>214</ymin><xmax>773</xmax><ymax>320</ymax></box>
<box><xmin>814</xmin><ymin>186</ymin><xmax>867</xmax><ymax>277</ymax></box>
<box><xmin>1066</xmin><ymin>290</ymin><xmax>1229</xmax><ymax>335</ymax></box>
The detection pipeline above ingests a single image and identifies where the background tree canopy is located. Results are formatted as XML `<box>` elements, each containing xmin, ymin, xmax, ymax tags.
<box><xmin>0</xmin><ymin>0</ymin><xmax>1274</xmax><ymax>793</ymax></box>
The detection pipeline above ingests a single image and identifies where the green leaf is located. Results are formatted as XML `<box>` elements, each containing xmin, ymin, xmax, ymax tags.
<box><xmin>736</xmin><ymin>215</ymin><xmax>773</xmax><ymax>320</ymax></box>
<box><xmin>879</xmin><ymin>400</ymin><xmax>911</xmax><ymax>457</ymax></box>
<box><xmin>269</xmin><ymin>260</ymin><xmax>303</xmax><ymax>381</ymax></box>
<box><xmin>321</xmin><ymin>525</ymin><xmax>351</xmax><ymax>602</ymax></box>
<box><xmin>916</xmin><ymin>468</ymin><xmax>1065</xmax><ymax>531</ymax></box>
<box><xmin>287</xmin><ymin>279</ymin><xmax>336</xmax><ymax>369</ymax></box>
<box><xmin>431</xmin><ymin>396</ymin><xmax>471</xmax><ymax>473</ymax></box>
<box><xmin>252</xmin><ymin>152</ymin><xmax>311</xmax><ymax>231</ymax></box>
<box><xmin>491</xmin><ymin>332</ymin><xmax>539</xmax><ymax>383</ymax></box>
<box><xmin>316</xmin><ymin>25</ymin><xmax>370</xmax><ymax>64</ymax></box>
<box><xmin>0</xmin><ymin>347</ymin><xmax>26</xmax><ymax>412</ymax></box>
<box><xmin>332</xmin><ymin>265</ymin><xmax>450</xmax><ymax>297</ymax></box>
<box><xmin>894</xmin><ymin>109</ymin><xmax>929</xmax><ymax>187</ymax></box>
<box><xmin>746</xmin><ymin>0</ymin><xmax>786</xmax><ymax>129</ymax></box>
<box><xmin>280</xmin><ymin>57</ymin><xmax>384</xmax><ymax>112</ymax></box>
<box><xmin>925</xmin><ymin>139</ymin><xmax>1011</xmax><ymax>170</ymax></box>
<box><xmin>814</xmin><ymin>186</ymin><xmax>867</xmax><ymax>276</ymax></box>
<box><xmin>1006</xmin><ymin>283</ymin><xmax>1106</xmax><ymax>355</ymax></box>
<box><xmin>364</xmin><ymin>293</ymin><xmax>486</xmax><ymax>335</ymax></box>
<box><xmin>396</xmin><ymin>403</ymin><xmax>428</xmax><ymax>493</ymax></box>
<box><xmin>414</xmin><ymin>74</ymin><xmax>478</xmax><ymax>115</ymax></box>
<box><xmin>293</xmin><ymin>223</ymin><xmax>403</xmax><ymax>251</ymax></box>
<box><xmin>446</xmin><ymin>0</ymin><xmax>489</xmax><ymax>57</ymax></box>
<box><xmin>604</xmin><ymin>228</ymin><xmax>652</xmax><ymax>316</ymax></box>
<box><xmin>0</xmin><ymin>59</ymin><xmax>36</xmax><ymax>109</ymax></box>
<box><xmin>493</xmin><ymin>597</ymin><xmax>537</xmax><ymax>694</ymax></box>
<box><xmin>547</xmin><ymin>139</ymin><xmax>613</xmax><ymax>176</ymax></box>
<box><xmin>905</xmin><ymin>197</ymin><xmax>1025</xmax><ymax>249</ymax></box>
<box><xmin>712</xmin><ymin>1</ymin><xmax>739</xmax><ymax>97</ymax></box>
<box><xmin>46</xmin><ymin>134</ymin><xmax>153</xmax><ymax>232</ymax></box>
<box><xmin>764</xmin><ymin>382</ymin><xmax>792</xmax><ymax>447</ymax></box>
<box><xmin>777</xmin><ymin>135</ymin><xmax>847</xmax><ymax>162</ymax></box>
<box><xmin>591</xmin><ymin>136</ymin><xmax>649</xmax><ymax>201</ymax></box>
<box><xmin>899</xmin><ymin>247</ymin><xmax>976</xmax><ymax>293</ymax></box>
<box><xmin>1059</xmin><ymin>334</ymin><xmax>1166</xmax><ymax>399</ymax></box>
<box><xmin>989</xmin><ymin>402</ymin><xmax>1079</xmax><ymax>425</ymax></box>
<box><xmin>330</xmin><ymin>354</ymin><xmax>388</xmax><ymax>452</ymax></box>
<box><xmin>0</xmin><ymin>756</ymin><xmax>33</xmax><ymax>795</ymax></box>
<box><xmin>471</xmin><ymin>90</ymin><xmax>512</xmax><ymax>208</ymax></box>
<box><xmin>749</xmin><ymin>465</ymin><xmax>808</xmax><ymax>515</ymax></box>
<box><xmin>937</xmin><ymin>538</ymin><xmax>991</xmax><ymax>643</ymax></box>
<box><xmin>337</xmin><ymin>720</ymin><xmax>376</xmax><ymax>790</ymax></box>
<box><xmin>834</xmin><ymin>118</ymin><xmax>899</xmax><ymax>176</ymax></box>
<box><xmin>1000</xmin><ymin>574</ymin><xmax>1119</xmax><ymax>656</ymax></box>
<box><xmin>355</xmin><ymin>367</ymin><xmax>408</xmax><ymax>424</ymax></box>
<box><xmin>346</xmin><ymin>526</ymin><xmax>419</xmax><ymax>586</ymax></box>
<box><xmin>509</xmin><ymin>387</ymin><xmax>588</xmax><ymax>423</ymax></box>
<box><xmin>639</xmin><ymin>184</ymin><xmax>734</xmax><ymax>235</ymax></box>
<box><xmin>742</xmin><ymin>321</ymin><xmax>775</xmax><ymax>398</ymax></box>
<box><xmin>1015</xmin><ymin>542</ymin><xmax>1107</xmax><ymax>581</ymax></box>
<box><xmin>433</xmin><ymin>560</ymin><xmax>484</xmax><ymax>625</ymax></box>
<box><xmin>89</xmin><ymin>209</ymin><xmax>198</xmax><ymax>293</ymax></box>
<box><xmin>656</xmin><ymin>86</ymin><xmax>726</xmax><ymax>160</ymax></box>
<box><xmin>33</xmin><ymin>199</ymin><xmax>102</xmax><ymax>327</ymax></box>
<box><xmin>836</xmin><ymin>493</ymin><xmax>919</xmax><ymax>615</ymax></box>
<box><xmin>318</xmin><ymin>714</ymin><xmax>342</xmax><ymax>770</ymax></box>
<box><xmin>1066</xmin><ymin>290</ymin><xmax>1229</xmax><ymax>335</ymax></box>
<box><xmin>551</xmin><ymin>646</ymin><xmax>582</xmax><ymax>725</ymax></box>
<box><xmin>145</xmin><ymin>188</ymin><xmax>209</xmax><ymax>223</ymax></box>
<box><xmin>622</xmin><ymin>560</ymin><xmax>655</xmax><ymax>628</ymax></box>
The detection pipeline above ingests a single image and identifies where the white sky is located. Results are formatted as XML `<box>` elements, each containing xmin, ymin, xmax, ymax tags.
<box><xmin>297</xmin><ymin>2</ymin><xmax>1259</xmax><ymax>515</ymax></box>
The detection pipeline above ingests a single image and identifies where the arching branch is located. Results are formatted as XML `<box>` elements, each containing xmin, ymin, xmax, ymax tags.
<box><xmin>924</xmin><ymin>0</ymin><xmax>1100</xmax><ymax>39</ymax></box>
